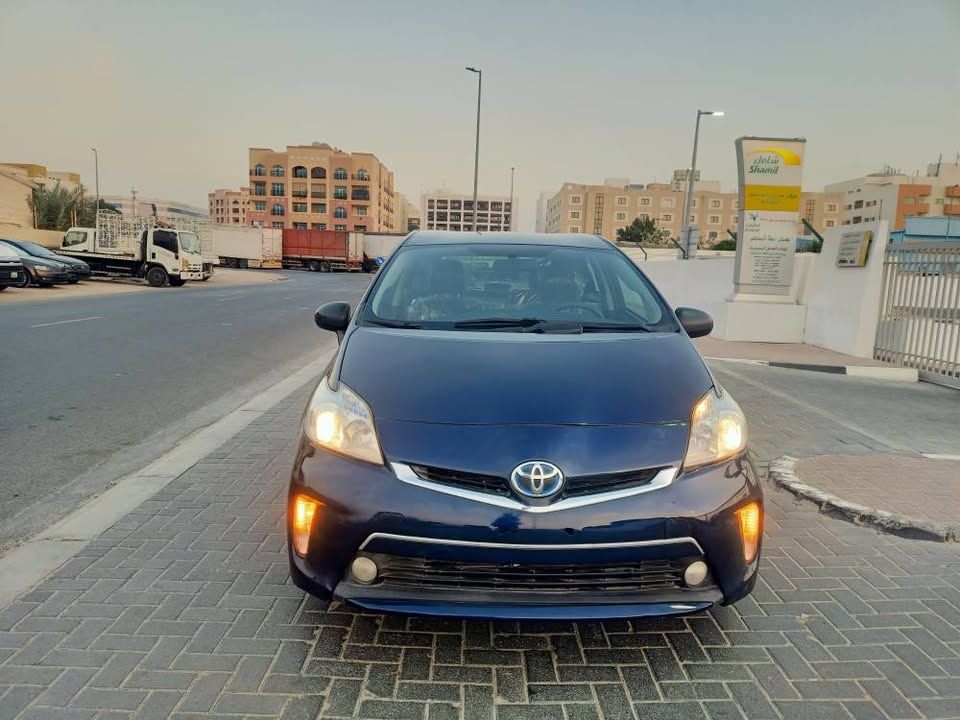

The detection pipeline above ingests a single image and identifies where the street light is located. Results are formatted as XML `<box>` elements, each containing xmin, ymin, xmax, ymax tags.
<box><xmin>466</xmin><ymin>67</ymin><xmax>482</xmax><ymax>232</ymax></box>
<box><xmin>91</xmin><ymin>148</ymin><xmax>100</xmax><ymax>218</ymax></box>
<box><xmin>680</xmin><ymin>109</ymin><xmax>724</xmax><ymax>258</ymax></box>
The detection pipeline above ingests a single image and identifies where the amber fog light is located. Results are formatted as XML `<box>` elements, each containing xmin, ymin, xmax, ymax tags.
<box><xmin>291</xmin><ymin>495</ymin><xmax>320</xmax><ymax>557</ymax></box>
<box><xmin>736</xmin><ymin>502</ymin><xmax>761</xmax><ymax>564</ymax></box>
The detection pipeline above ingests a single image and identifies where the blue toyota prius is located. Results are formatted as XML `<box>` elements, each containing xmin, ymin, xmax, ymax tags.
<box><xmin>288</xmin><ymin>231</ymin><xmax>762</xmax><ymax>620</ymax></box>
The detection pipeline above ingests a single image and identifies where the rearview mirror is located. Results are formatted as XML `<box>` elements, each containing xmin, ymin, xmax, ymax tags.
<box><xmin>675</xmin><ymin>307</ymin><xmax>713</xmax><ymax>338</ymax></box>
<box><xmin>315</xmin><ymin>301</ymin><xmax>351</xmax><ymax>339</ymax></box>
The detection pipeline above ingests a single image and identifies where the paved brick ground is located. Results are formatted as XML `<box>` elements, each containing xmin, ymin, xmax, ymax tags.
<box><xmin>1</xmin><ymin>367</ymin><xmax>960</xmax><ymax>719</ymax></box>
<box><xmin>795</xmin><ymin>455</ymin><xmax>960</xmax><ymax>526</ymax></box>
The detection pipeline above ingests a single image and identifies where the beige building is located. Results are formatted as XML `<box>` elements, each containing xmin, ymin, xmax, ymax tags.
<box><xmin>422</xmin><ymin>191</ymin><xmax>513</xmax><ymax>232</ymax></box>
<box><xmin>209</xmin><ymin>187</ymin><xmax>250</xmax><ymax>225</ymax></box>
<box><xmin>544</xmin><ymin>180</ymin><xmax>842</xmax><ymax>244</ymax></box>
<box><xmin>247</xmin><ymin>142</ymin><xmax>396</xmax><ymax>232</ymax></box>
<box><xmin>395</xmin><ymin>192</ymin><xmax>421</xmax><ymax>233</ymax></box>
<box><xmin>826</xmin><ymin>161</ymin><xmax>960</xmax><ymax>230</ymax></box>
<box><xmin>0</xmin><ymin>163</ymin><xmax>83</xmax><ymax>229</ymax></box>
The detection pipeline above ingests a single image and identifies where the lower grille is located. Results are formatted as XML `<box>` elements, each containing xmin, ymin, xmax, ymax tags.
<box><xmin>409</xmin><ymin>464</ymin><xmax>663</xmax><ymax>499</ymax></box>
<box><xmin>373</xmin><ymin>555</ymin><xmax>691</xmax><ymax>593</ymax></box>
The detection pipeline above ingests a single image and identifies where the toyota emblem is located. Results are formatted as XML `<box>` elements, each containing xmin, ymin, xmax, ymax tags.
<box><xmin>510</xmin><ymin>461</ymin><xmax>565</xmax><ymax>499</ymax></box>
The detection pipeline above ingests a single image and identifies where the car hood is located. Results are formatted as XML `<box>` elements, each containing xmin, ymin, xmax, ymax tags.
<box><xmin>23</xmin><ymin>256</ymin><xmax>65</xmax><ymax>269</ymax></box>
<box><xmin>338</xmin><ymin>328</ymin><xmax>713</xmax><ymax>426</ymax></box>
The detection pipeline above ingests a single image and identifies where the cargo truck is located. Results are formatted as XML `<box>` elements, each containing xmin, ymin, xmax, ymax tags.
<box><xmin>212</xmin><ymin>226</ymin><xmax>283</xmax><ymax>269</ymax></box>
<box><xmin>281</xmin><ymin>229</ymin><xmax>364</xmax><ymax>272</ymax></box>
<box><xmin>61</xmin><ymin>211</ymin><xmax>204</xmax><ymax>287</ymax></box>
<box><xmin>359</xmin><ymin>232</ymin><xmax>408</xmax><ymax>270</ymax></box>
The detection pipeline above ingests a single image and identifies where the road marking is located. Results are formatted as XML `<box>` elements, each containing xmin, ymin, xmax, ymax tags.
<box><xmin>923</xmin><ymin>453</ymin><xmax>960</xmax><ymax>461</ymax></box>
<box><xmin>30</xmin><ymin>316</ymin><xmax>104</xmax><ymax>328</ymax></box>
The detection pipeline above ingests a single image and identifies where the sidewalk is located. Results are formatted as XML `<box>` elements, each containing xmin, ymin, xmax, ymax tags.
<box><xmin>694</xmin><ymin>337</ymin><xmax>917</xmax><ymax>381</ymax></box>
<box><xmin>1</xmin><ymin>365</ymin><xmax>960</xmax><ymax>719</ymax></box>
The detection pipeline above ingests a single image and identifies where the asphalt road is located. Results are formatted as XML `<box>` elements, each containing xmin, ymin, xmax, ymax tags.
<box><xmin>0</xmin><ymin>270</ymin><xmax>371</xmax><ymax>550</ymax></box>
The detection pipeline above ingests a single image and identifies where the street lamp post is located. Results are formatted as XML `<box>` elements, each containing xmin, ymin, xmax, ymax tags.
<box><xmin>91</xmin><ymin>147</ymin><xmax>100</xmax><ymax>217</ymax></box>
<box><xmin>466</xmin><ymin>67</ymin><xmax>482</xmax><ymax>232</ymax></box>
<box><xmin>680</xmin><ymin>109</ymin><xmax>724</xmax><ymax>258</ymax></box>
<box><xmin>509</xmin><ymin>166</ymin><xmax>515</xmax><ymax>231</ymax></box>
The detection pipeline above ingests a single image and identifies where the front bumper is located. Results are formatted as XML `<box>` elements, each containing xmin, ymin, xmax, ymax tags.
<box><xmin>288</xmin><ymin>440</ymin><xmax>762</xmax><ymax>620</ymax></box>
<box><xmin>179</xmin><ymin>271</ymin><xmax>203</xmax><ymax>280</ymax></box>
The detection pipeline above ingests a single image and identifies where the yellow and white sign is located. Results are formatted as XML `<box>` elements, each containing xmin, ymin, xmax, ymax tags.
<box><xmin>836</xmin><ymin>229</ymin><xmax>873</xmax><ymax>267</ymax></box>
<box><xmin>734</xmin><ymin>137</ymin><xmax>806</xmax><ymax>294</ymax></box>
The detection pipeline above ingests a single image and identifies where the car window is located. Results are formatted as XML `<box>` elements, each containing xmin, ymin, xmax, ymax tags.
<box><xmin>0</xmin><ymin>242</ymin><xmax>28</xmax><ymax>259</ymax></box>
<box><xmin>153</xmin><ymin>230</ymin><xmax>178</xmax><ymax>253</ymax></box>
<box><xmin>0</xmin><ymin>242</ymin><xmax>20</xmax><ymax>261</ymax></box>
<box><xmin>365</xmin><ymin>244</ymin><xmax>676</xmax><ymax>330</ymax></box>
<box><xmin>63</xmin><ymin>231</ymin><xmax>87</xmax><ymax>247</ymax></box>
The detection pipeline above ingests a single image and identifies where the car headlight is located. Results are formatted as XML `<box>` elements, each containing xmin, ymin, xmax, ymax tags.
<box><xmin>303</xmin><ymin>377</ymin><xmax>383</xmax><ymax>464</ymax></box>
<box><xmin>684</xmin><ymin>386</ymin><xmax>747</xmax><ymax>470</ymax></box>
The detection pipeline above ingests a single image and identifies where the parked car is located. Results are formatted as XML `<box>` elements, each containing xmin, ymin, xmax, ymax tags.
<box><xmin>0</xmin><ymin>243</ymin><xmax>25</xmax><ymax>291</ymax></box>
<box><xmin>0</xmin><ymin>239</ymin><xmax>71</xmax><ymax>286</ymax></box>
<box><xmin>0</xmin><ymin>239</ymin><xmax>91</xmax><ymax>282</ymax></box>
<box><xmin>287</xmin><ymin>231</ymin><xmax>762</xmax><ymax>620</ymax></box>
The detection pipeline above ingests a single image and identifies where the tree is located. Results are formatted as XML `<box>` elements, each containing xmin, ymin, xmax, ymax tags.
<box><xmin>616</xmin><ymin>217</ymin><xmax>670</xmax><ymax>247</ymax></box>
<box><xmin>27</xmin><ymin>182</ymin><xmax>116</xmax><ymax>231</ymax></box>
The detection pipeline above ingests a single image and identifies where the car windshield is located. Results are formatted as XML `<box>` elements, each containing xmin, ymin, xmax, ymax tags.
<box><xmin>364</xmin><ymin>244</ymin><xmax>677</xmax><ymax>331</ymax></box>
<box><xmin>21</xmin><ymin>241</ymin><xmax>59</xmax><ymax>258</ymax></box>
<box><xmin>178</xmin><ymin>232</ymin><xmax>201</xmax><ymax>254</ymax></box>
<box><xmin>1</xmin><ymin>242</ymin><xmax>29</xmax><ymax>259</ymax></box>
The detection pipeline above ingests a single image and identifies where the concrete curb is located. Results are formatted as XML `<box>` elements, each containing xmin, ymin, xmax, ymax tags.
<box><xmin>768</xmin><ymin>455</ymin><xmax>959</xmax><ymax>542</ymax></box>
<box><xmin>705</xmin><ymin>356</ymin><xmax>918</xmax><ymax>382</ymax></box>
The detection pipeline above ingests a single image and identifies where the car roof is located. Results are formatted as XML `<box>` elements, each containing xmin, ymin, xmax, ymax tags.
<box><xmin>403</xmin><ymin>231</ymin><xmax>614</xmax><ymax>249</ymax></box>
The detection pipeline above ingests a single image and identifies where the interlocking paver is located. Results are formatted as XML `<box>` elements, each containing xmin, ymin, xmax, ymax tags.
<box><xmin>0</xmin><ymin>369</ymin><xmax>957</xmax><ymax>719</ymax></box>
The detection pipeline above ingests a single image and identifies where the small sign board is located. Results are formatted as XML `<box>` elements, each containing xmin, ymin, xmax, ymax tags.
<box><xmin>836</xmin><ymin>230</ymin><xmax>873</xmax><ymax>268</ymax></box>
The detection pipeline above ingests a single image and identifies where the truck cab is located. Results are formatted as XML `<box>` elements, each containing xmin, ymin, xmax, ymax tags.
<box><xmin>61</xmin><ymin>225</ymin><xmax>204</xmax><ymax>287</ymax></box>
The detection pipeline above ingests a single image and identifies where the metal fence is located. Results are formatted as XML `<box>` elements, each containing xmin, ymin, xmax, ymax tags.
<box><xmin>874</xmin><ymin>243</ymin><xmax>960</xmax><ymax>388</ymax></box>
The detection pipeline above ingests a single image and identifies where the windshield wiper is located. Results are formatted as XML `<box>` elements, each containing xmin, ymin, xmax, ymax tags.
<box><xmin>366</xmin><ymin>318</ymin><xmax>423</xmax><ymax>329</ymax></box>
<box><xmin>580</xmin><ymin>322</ymin><xmax>658</xmax><ymax>333</ymax></box>
<box><xmin>454</xmin><ymin>317</ymin><xmax>585</xmax><ymax>334</ymax></box>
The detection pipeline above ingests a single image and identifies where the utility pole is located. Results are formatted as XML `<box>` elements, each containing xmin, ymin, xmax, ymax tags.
<box><xmin>130</xmin><ymin>187</ymin><xmax>138</xmax><ymax>218</ymax></box>
<box><xmin>466</xmin><ymin>67</ymin><xmax>482</xmax><ymax>232</ymax></box>
<box><xmin>680</xmin><ymin>109</ymin><xmax>724</xmax><ymax>259</ymax></box>
<box><xmin>91</xmin><ymin>148</ymin><xmax>100</xmax><ymax>219</ymax></box>
<box><xmin>509</xmin><ymin>167</ymin><xmax>515</xmax><ymax>231</ymax></box>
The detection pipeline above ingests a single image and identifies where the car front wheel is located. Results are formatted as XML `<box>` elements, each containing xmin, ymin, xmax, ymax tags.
<box><xmin>146</xmin><ymin>267</ymin><xmax>168</xmax><ymax>287</ymax></box>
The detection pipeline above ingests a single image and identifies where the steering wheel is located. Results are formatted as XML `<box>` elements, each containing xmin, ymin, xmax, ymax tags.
<box><xmin>554</xmin><ymin>303</ymin><xmax>605</xmax><ymax>319</ymax></box>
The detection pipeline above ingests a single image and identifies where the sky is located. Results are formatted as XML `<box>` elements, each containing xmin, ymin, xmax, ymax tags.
<box><xmin>2</xmin><ymin>0</ymin><xmax>959</xmax><ymax>231</ymax></box>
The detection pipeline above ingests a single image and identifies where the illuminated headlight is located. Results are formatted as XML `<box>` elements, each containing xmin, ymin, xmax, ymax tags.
<box><xmin>684</xmin><ymin>386</ymin><xmax>747</xmax><ymax>470</ymax></box>
<box><xmin>303</xmin><ymin>377</ymin><xmax>383</xmax><ymax>465</ymax></box>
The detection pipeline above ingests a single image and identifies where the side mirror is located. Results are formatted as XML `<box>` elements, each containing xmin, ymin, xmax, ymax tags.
<box><xmin>676</xmin><ymin>307</ymin><xmax>713</xmax><ymax>338</ymax></box>
<box><xmin>315</xmin><ymin>301</ymin><xmax>351</xmax><ymax>340</ymax></box>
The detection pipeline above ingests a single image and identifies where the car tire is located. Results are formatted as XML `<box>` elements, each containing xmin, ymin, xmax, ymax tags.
<box><xmin>17</xmin><ymin>270</ymin><xmax>32</xmax><ymax>288</ymax></box>
<box><xmin>168</xmin><ymin>276</ymin><xmax>186</xmax><ymax>287</ymax></box>
<box><xmin>0</xmin><ymin>286</ymin><xmax>6</xmax><ymax>291</ymax></box>
<box><xmin>68</xmin><ymin>278</ymin><xmax>79</xmax><ymax>284</ymax></box>
<box><xmin>200</xmin><ymin>276</ymin><xmax>210</xmax><ymax>281</ymax></box>
<box><xmin>308</xmin><ymin>260</ymin><xmax>321</xmax><ymax>272</ymax></box>
<box><xmin>146</xmin><ymin>266</ymin><xmax>168</xmax><ymax>287</ymax></box>
<box><xmin>320</xmin><ymin>261</ymin><xmax>331</xmax><ymax>273</ymax></box>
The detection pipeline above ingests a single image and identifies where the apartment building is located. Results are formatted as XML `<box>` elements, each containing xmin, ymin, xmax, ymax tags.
<box><xmin>421</xmin><ymin>191</ymin><xmax>513</xmax><ymax>232</ymax></box>
<box><xmin>544</xmin><ymin>180</ymin><xmax>841</xmax><ymax>243</ymax></box>
<box><xmin>825</xmin><ymin>162</ymin><xmax>960</xmax><ymax>230</ymax></box>
<box><xmin>246</xmin><ymin>142</ymin><xmax>396</xmax><ymax>232</ymax></box>
<box><xmin>209</xmin><ymin>187</ymin><xmax>249</xmax><ymax>225</ymax></box>
<box><xmin>0</xmin><ymin>163</ymin><xmax>83</xmax><ymax>228</ymax></box>
<box><xmin>395</xmin><ymin>192</ymin><xmax>421</xmax><ymax>233</ymax></box>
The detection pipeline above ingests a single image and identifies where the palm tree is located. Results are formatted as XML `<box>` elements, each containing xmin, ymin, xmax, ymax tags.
<box><xmin>27</xmin><ymin>182</ymin><xmax>115</xmax><ymax>230</ymax></box>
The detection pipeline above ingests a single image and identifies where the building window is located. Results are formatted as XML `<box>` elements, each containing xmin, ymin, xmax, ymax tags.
<box><xmin>569</xmin><ymin>226</ymin><xmax>581</xmax><ymax>233</ymax></box>
<box><xmin>271</xmin><ymin>204</ymin><xmax>285</xmax><ymax>216</ymax></box>
<box><xmin>853</xmin><ymin>199</ymin><xmax>864</xmax><ymax>209</ymax></box>
<box><xmin>272</xmin><ymin>221</ymin><xmax>284</xmax><ymax>228</ymax></box>
<box><xmin>852</xmin><ymin>216</ymin><xmax>862</xmax><ymax>223</ymax></box>
<box><xmin>827</xmin><ymin>203</ymin><xmax>837</xmax><ymax>212</ymax></box>
<box><xmin>293</xmin><ymin>222</ymin><xmax>307</xmax><ymax>229</ymax></box>
<box><xmin>691</xmin><ymin>199</ymin><xmax>698</xmax><ymax>209</ymax></box>
<box><xmin>334</xmin><ymin>224</ymin><xmax>347</xmax><ymax>231</ymax></box>
<box><xmin>270</xmin><ymin>164</ymin><xmax>285</xmax><ymax>177</ymax></box>
<box><xmin>616</xmin><ymin>211</ymin><xmax>626</xmax><ymax>221</ymax></box>
<box><xmin>333</xmin><ymin>186</ymin><xmax>348</xmax><ymax>200</ymax></box>
<box><xmin>333</xmin><ymin>167</ymin><xmax>348</xmax><ymax>180</ymax></box>
<box><xmin>252</xmin><ymin>163</ymin><xmax>265</xmax><ymax>176</ymax></box>
<box><xmin>354</xmin><ymin>225</ymin><xmax>367</xmax><ymax>232</ymax></box>
<box><xmin>253</xmin><ymin>182</ymin><xmax>266</xmax><ymax>196</ymax></box>
<box><xmin>638</xmin><ymin>213</ymin><xmax>649</xmax><ymax>221</ymax></box>
<box><xmin>825</xmin><ymin>220</ymin><xmax>835</xmax><ymax>227</ymax></box>
<box><xmin>730</xmin><ymin>216</ymin><xmax>738</xmax><ymax>225</ymax></box>
<box><xmin>292</xmin><ymin>202</ymin><xmax>307</xmax><ymax>213</ymax></box>
<box><xmin>334</xmin><ymin>206</ymin><xmax>347</xmax><ymax>218</ymax></box>
<box><xmin>709</xmin><ymin>231</ymin><xmax>718</xmax><ymax>240</ymax></box>
<box><xmin>271</xmin><ymin>183</ymin><xmax>284</xmax><ymax>196</ymax></box>
<box><xmin>312</xmin><ymin>223</ymin><xmax>327</xmax><ymax>230</ymax></box>
<box><xmin>710</xmin><ymin>199</ymin><xmax>721</xmax><ymax>209</ymax></box>
<box><xmin>570</xmin><ymin>211</ymin><xmax>580</xmax><ymax>219</ymax></box>
<box><xmin>292</xmin><ymin>166</ymin><xmax>308</xmax><ymax>178</ymax></box>
<box><xmin>662</xmin><ymin>213</ymin><xmax>673</xmax><ymax>222</ymax></box>
<box><xmin>254</xmin><ymin>201</ymin><xmax>266</xmax><ymax>211</ymax></box>
<box><xmin>732</xmin><ymin>200</ymin><xmax>739</xmax><ymax>210</ymax></box>
<box><xmin>356</xmin><ymin>206</ymin><xmax>368</xmax><ymax>216</ymax></box>
<box><xmin>353</xmin><ymin>169</ymin><xmax>370</xmax><ymax>181</ymax></box>
<box><xmin>616</xmin><ymin>196</ymin><xmax>627</xmax><ymax>206</ymax></box>
<box><xmin>311</xmin><ymin>167</ymin><xmax>326</xmax><ymax>179</ymax></box>
<box><xmin>709</xmin><ymin>215</ymin><xmax>720</xmax><ymax>224</ymax></box>
<box><xmin>904</xmin><ymin>197</ymin><xmax>915</xmax><ymax>205</ymax></box>
<box><xmin>661</xmin><ymin>197</ymin><xmax>675</xmax><ymax>208</ymax></box>
<box><xmin>571</xmin><ymin>196</ymin><xmax>582</xmax><ymax>205</ymax></box>
<box><xmin>311</xmin><ymin>203</ymin><xmax>327</xmax><ymax>214</ymax></box>
<box><xmin>639</xmin><ymin>197</ymin><xmax>651</xmax><ymax>206</ymax></box>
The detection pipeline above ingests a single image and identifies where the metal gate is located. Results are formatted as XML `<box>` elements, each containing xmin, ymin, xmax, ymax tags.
<box><xmin>874</xmin><ymin>243</ymin><xmax>960</xmax><ymax>388</ymax></box>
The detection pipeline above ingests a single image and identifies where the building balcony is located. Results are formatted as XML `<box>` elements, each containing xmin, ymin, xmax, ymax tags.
<box><xmin>351</xmin><ymin>173</ymin><xmax>370</xmax><ymax>182</ymax></box>
<box><xmin>351</xmin><ymin>191</ymin><xmax>371</xmax><ymax>201</ymax></box>
<box><xmin>291</xmin><ymin>190</ymin><xmax>308</xmax><ymax>198</ymax></box>
<box><xmin>946</xmin><ymin>186</ymin><xmax>960</xmax><ymax>199</ymax></box>
<box><xmin>944</xmin><ymin>203</ymin><xmax>960</xmax><ymax>216</ymax></box>
<box><xmin>311</xmin><ymin>192</ymin><xmax>326</xmax><ymax>199</ymax></box>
